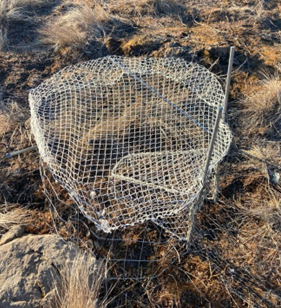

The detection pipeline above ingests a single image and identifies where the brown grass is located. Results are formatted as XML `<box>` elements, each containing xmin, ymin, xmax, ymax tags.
<box><xmin>260</xmin><ymin>45</ymin><xmax>281</xmax><ymax>67</ymax></box>
<box><xmin>231</xmin><ymin>185</ymin><xmax>281</xmax><ymax>281</ymax></box>
<box><xmin>39</xmin><ymin>3</ymin><xmax>111</xmax><ymax>51</ymax></box>
<box><xmin>0</xmin><ymin>0</ymin><xmax>46</xmax><ymax>23</ymax></box>
<box><xmin>242</xmin><ymin>188</ymin><xmax>280</xmax><ymax>226</ymax></box>
<box><xmin>39</xmin><ymin>25</ymin><xmax>86</xmax><ymax>52</ymax></box>
<box><xmin>51</xmin><ymin>252</ymin><xmax>109</xmax><ymax>308</ymax></box>
<box><xmin>0</xmin><ymin>0</ymin><xmax>22</xmax><ymax>23</ymax></box>
<box><xmin>0</xmin><ymin>203</ymin><xmax>31</xmax><ymax>230</ymax></box>
<box><xmin>0</xmin><ymin>110</ymin><xmax>11</xmax><ymax>136</ymax></box>
<box><xmin>109</xmin><ymin>0</ymin><xmax>183</xmax><ymax>17</ymax></box>
<box><xmin>2</xmin><ymin>101</ymin><xmax>32</xmax><ymax>148</ymax></box>
<box><xmin>240</xmin><ymin>73</ymin><xmax>281</xmax><ymax>137</ymax></box>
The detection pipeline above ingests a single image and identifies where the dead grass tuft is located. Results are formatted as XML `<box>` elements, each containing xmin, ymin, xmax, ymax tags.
<box><xmin>0</xmin><ymin>100</ymin><xmax>31</xmax><ymax>143</ymax></box>
<box><xmin>39</xmin><ymin>25</ymin><xmax>85</xmax><ymax>52</ymax></box>
<box><xmin>240</xmin><ymin>74</ymin><xmax>281</xmax><ymax>137</ymax></box>
<box><xmin>0</xmin><ymin>0</ymin><xmax>47</xmax><ymax>24</ymax></box>
<box><xmin>0</xmin><ymin>0</ymin><xmax>22</xmax><ymax>23</ymax></box>
<box><xmin>244</xmin><ymin>189</ymin><xmax>280</xmax><ymax>226</ymax></box>
<box><xmin>0</xmin><ymin>203</ymin><xmax>32</xmax><ymax>231</ymax></box>
<box><xmin>39</xmin><ymin>4</ymin><xmax>111</xmax><ymax>51</ymax></box>
<box><xmin>241</xmin><ymin>144</ymin><xmax>281</xmax><ymax>191</ymax></box>
<box><xmin>51</xmin><ymin>252</ymin><xmax>108</xmax><ymax>308</ymax></box>
<box><xmin>260</xmin><ymin>45</ymin><xmax>281</xmax><ymax>67</ymax></box>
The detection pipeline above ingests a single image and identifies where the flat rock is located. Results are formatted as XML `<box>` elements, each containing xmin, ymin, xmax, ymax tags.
<box><xmin>0</xmin><ymin>234</ymin><xmax>97</xmax><ymax>308</ymax></box>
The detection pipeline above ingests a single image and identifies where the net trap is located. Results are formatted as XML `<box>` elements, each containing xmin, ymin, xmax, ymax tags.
<box><xmin>29</xmin><ymin>56</ymin><xmax>232</xmax><ymax>279</ymax></box>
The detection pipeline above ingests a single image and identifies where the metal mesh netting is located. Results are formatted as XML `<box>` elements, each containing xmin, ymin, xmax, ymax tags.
<box><xmin>29</xmin><ymin>56</ymin><xmax>231</xmax><ymax>242</ymax></box>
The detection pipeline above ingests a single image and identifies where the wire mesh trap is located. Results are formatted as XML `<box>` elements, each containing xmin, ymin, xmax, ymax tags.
<box><xmin>29</xmin><ymin>56</ymin><xmax>232</xmax><ymax>279</ymax></box>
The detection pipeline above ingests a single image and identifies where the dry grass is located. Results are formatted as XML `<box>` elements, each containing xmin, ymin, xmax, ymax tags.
<box><xmin>240</xmin><ymin>73</ymin><xmax>281</xmax><ymax>136</ymax></box>
<box><xmin>0</xmin><ymin>112</ymin><xmax>11</xmax><ymax>136</ymax></box>
<box><xmin>0</xmin><ymin>0</ymin><xmax>48</xmax><ymax>50</ymax></box>
<box><xmin>51</xmin><ymin>252</ymin><xmax>109</xmax><ymax>308</ymax></box>
<box><xmin>192</xmin><ymin>183</ymin><xmax>281</xmax><ymax>306</ymax></box>
<box><xmin>2</xmin><ymin>0</ymin><xmax>47</xmax><ymax>6</ymax></box>
<box><xmin>0</xmin><ymin>0</ymin><xmax>22</xmax><ymax>23</ymax></box>
<box><xmin>0</xmin><ymin>203</ymin><xmax>31</xmax><ymax>231</ymax></box>
<box><xmin>39</xmin><ymin>4</ymin><xmax>111</xmax><ymax>51</ymax></box>
<box><xmin>203</xmin><ymin>0</ymin><xmax>267</xmax><ymax>24</ymax></box>
<box><xmin>0</xmin><ymin>0</ymin><xmax>46</xmax><ymax>23</ymax></box>
<box><xmin>252</xmin><ymin>0</ymin><xmax>266</xmax><ymax>21</ymax></box>
<box><xmin>260</xmin><ymin>45</ymin><xmax>281</xmax><ymax>67</ymax></box>
<box><xmin>243</xmin><ymin>188</ymin><xmax>281</xmax><ymax>226</ymax></box>
<box><xmin>242</xmin><ymin>144</ymin><xmax>280</xmax><ymax>166</ymax></box>
<box><xmin>109</xmin><ymin>0</ymin><xmax>183</xmax><ymax>17</ymax></box>
<box><xmin>0</xmin><ymin>100</ymin><xmax>32</xmax><ymax>148</ymax></box>
<box><xmin>232</xmin><ymin>186</ymin><xmax>281</xmax><ymax>279</ymax></box>
<box><xmin>60</xmin><ymin>4</ymin><xmax>109</xmax><ymax>35</ymax></box>
<box><xmin>225</xmin><ymin>0</ymin><xmax>267</xmax><ymax>23</ymax></box>
<box><xmin>241</xmin><ymin>144</ymin><xmax>281</xmax><ymax>192</ymax></box>
<box><xmin>39</xmin><ymin>25</ymin><xmax>86</xmax><ymax>52</ymax></box>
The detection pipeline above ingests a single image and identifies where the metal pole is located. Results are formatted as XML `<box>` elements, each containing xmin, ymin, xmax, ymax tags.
<box><xmin>212</xmin><ymin>46</ymin><xmax>234</xmax><ymax>201</ymax></box>
<box><xmin>6</xmin><ymin>145</ymin><xmax>38</xmax><ymax>158</ymax></box>
<box><xmin>202</xmin><ymin>107</ymin><xmax>223</xmax><ymax>187</ymax></box>
<box><xmin>222</xmin><ymin>46</ymin><xmax>235</xmax><ymax>122</ymax></box>
<box><xmin>187</xmin><ymin>107</ymin><xmax>223</xmax><ymax>242</ymax></box>
<box><xmin>213</xmin><ymin>164</ymin><xmax>220</xmax><ymax>202</ymax></box>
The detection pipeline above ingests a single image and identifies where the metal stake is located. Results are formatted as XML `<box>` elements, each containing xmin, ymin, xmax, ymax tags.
<box><xmin>212</xmin><ymin>164</ymin><xmax>220</xmax><ymax>202</ymax></box>
<box><xmin>6</xmin><ymin>145</ymin><xmax>38</xmax><ymax>158</ymax></box>
<box><xmin>222</xmin><ymin>46</ymin><xmax>235</xmax><ymax>122</ymax></box>
<box><xmin>186</xmin><ymin>107</ymin><xmax>223</xmax><ymax>242</ymax></box>
<box><xmin>212</xmin><ymin>46</ymin><xmax>235</xmax><ymax>201</ymax></box>
<box><xmin>202</xmin><ymin>107</ymin><xmax>223</xmax><ymax>187</ymax></box>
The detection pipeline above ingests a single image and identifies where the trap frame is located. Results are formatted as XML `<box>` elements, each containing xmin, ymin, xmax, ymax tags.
<box><xmin>29</xmin><ymin>55</ymin><xmax>232</xmax><ymax>279</ymax></box>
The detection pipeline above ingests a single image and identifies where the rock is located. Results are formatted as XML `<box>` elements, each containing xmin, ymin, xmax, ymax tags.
<box><xmin>0</xmin><ymin>234</ymin><xmax>97</xmax><ymax>308</ymax></box>
<box><xmin>0</xmin><ymin>225</ymin><xmax>25</xmax><ymax>246</ymax></box>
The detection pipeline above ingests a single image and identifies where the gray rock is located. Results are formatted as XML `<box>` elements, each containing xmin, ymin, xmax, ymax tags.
<box><xmin>0</xmin><ymin>234</ymin><xmax>97</xmax><ymax>308</ymax></box>
<box><xmin>0</xmin><ymin>225</ymin><xmax>25</xmax><ymax>246</ymax></box>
